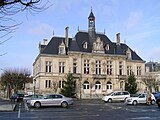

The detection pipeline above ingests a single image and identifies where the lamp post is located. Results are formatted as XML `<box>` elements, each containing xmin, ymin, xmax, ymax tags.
<box><xmin>33</xmin><ymin>79</ymin><xmax>36</xmax><ymax>96</ymax></box>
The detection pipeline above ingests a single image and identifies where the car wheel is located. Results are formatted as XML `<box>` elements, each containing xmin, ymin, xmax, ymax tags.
<box><xmin>61</xmin><ymin>102</ymin><xmax>68</xmax><ymax>108</ymax></box>
<box><xmin>133</xmin><ymin>100</ymin><xmax>137</xmax><ymax>106</ymax></box>
<box><xmin>34</xmin><ymin>102</ymin><xmax>41</xmax><ymax>108</ymax></box>
<box><xmin>108</xmin><ymin>98</ymin><xmax>112</xmax><ymax>103</ymax></box>
<box><xmin>151</xmin><ymin>100</ymin><xmax>155</xmax><ymax>105</ymax></box>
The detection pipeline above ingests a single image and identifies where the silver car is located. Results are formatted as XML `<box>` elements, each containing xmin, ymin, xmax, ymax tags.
<box><xmin>29</xmin><ymin>94</ymin><xmax>73</xmax><ymax>108</ymax></box>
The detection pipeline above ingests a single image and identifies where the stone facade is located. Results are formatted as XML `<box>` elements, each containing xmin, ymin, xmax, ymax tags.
<box><xmin>33</xmin><ymin>10</ymin><xmax>146</xmax><ymax>99</ymax></box>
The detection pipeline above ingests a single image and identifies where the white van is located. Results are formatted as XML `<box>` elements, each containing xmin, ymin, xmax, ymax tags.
<box><xmin>102</xmin><ymin>91</ymin><xmax>130</xmax><ymax>103</ymax></box>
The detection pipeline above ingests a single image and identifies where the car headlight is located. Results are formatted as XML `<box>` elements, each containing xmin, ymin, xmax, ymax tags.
<box><xmin>30</xmin><ymin>101</ymin><xmax>35</xmax><ymax>105</ymax></box>
<box><xmin>127</xmin><ymin>98</ymin><xmax>132</xmax><ymax>102</ymax></box>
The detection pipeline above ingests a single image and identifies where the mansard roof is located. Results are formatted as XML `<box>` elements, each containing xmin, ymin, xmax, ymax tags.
<box><xmin>40</xmin><ymin>31</ymin><xmax>143</xmax><ymax>61</ymax></box>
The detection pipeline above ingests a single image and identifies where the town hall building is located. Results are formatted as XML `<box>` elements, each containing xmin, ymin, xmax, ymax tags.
<box><xmin>33</xmin><ymin>10</ymin><xmax>146</xmax><ymax>99</ymax></box>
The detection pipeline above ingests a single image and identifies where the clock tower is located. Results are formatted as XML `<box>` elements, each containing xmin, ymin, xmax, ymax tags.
<box><xmin>88</xmin><ymin>9</ymin><xmax>96</xmax><ymax>45</ymax></box>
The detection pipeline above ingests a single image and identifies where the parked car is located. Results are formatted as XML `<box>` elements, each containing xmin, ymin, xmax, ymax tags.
<box><xmin>153</xmin><ymin>92</ymin><xmax>160</xmax><ymax>100</ymax></box>
<box><xmin>23</xmin><ymin>94</ymin><xmax>43</xmax><ymax>103</ymax></box>
<box><xmin>156</xmin><ymin>97</ymin><xmax>160</xmax><ymax>108</ymax></box>
<box><xmin>28</xmin><ymin>94</ymin><xmax>73</xmax><ymax>108</ymax></box>
<box><xmin>125</xmin><ymin>93</ymin><xmax>156</xmax><ymax>105</ymax></box>
<box><xmin>10</xmin><ymin>93</ymin><xmax>24</xmax><ymax>102</ymax></box>
<box><xmin>102</xmin><ymin>91</ymin><xmax>130</xmax><ymax>103</ymax></box>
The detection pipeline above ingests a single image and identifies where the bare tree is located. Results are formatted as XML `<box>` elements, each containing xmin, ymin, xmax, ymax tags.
<box><xmin>0</xmin><ymin>0</ymin><xmax>52</xmax><ymax>49</ymax></box>
<box><xmin>0</xmin><ymin>68</ymin><xmax>32</xmax><ymax>98</ymax></box>
<box><xmin>142</xmin><ymin>74</ymin><xmax>158</xmax><ymax>93</ymax></box>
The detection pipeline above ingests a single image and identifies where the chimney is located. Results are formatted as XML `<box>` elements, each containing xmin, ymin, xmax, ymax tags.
<box><xmin>116</xmin><ymin>33</ymin><xmax>120</xmax><ymax>46</ymax></box>
<box><xmin>65</xmin><ymin>26</ymin><xmax>69</xmax><ymax>48</ymax></box>
<box><xmin>43</xmin><ymin>39</ymin><xmax>48</xmax><ymax>45</ymax></box>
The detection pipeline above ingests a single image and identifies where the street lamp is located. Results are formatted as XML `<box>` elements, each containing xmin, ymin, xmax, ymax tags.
<box><xmin>33</xmin><ymin>79</ymin><xmax>36</xmax><ymax>96</ymax></box>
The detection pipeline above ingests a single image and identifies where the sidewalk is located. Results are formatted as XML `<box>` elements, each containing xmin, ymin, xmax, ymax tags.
<box><xmin>0</xmin><ymin>98</ymin><xmax>16</xmax><ymax>112</ymax></box>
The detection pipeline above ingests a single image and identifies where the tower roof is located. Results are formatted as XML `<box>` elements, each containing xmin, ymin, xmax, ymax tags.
<box><xmin>88</xmin><ymin>9</ymin><xmax>95</xmax><ymax>19</ymax></box>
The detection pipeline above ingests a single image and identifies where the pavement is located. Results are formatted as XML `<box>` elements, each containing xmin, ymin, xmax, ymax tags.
<box><xmin>0</xmin><ymin>97</ymin><xmax>16</xmax><ymax>112</ymax></box>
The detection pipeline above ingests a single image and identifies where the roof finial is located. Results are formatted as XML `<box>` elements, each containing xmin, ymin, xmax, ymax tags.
<box><xmin>53</xmin><ymin>30</ymin><xmax>54</xmax><ymax>36</ymax></box>
<box><xmin>91</xmin><ymin>6</ymin><xmax>92</xmax><ymax>12</ymax></box>
<box><xmin>77</xmin><ymin>26</ymin><xmax>79</xmax><ymax>31</ymax></box>
<box><xmin>104</xmin><ymin>29</ymin><xmax>106</xmax><ymax>34</ymax></box>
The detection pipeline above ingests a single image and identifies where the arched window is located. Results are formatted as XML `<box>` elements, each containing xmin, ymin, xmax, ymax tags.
<box><xmin>107</xmin><ymin>81</ymin><xmax>112</xmax><ymax>90</ymax></box>
<box><xmin>83</xmin><ymin>42</ymin><xmax>88</xmax><ymax>49</ymax></box>
<box><xmin>95</xmin><ymin>81</ymin><xmax>101</xmax><ymax>89</ymax></box>
<box><xmin>83</xmin><ymin>81</ymin><xmax>89</xmax><ymax>89</ymax></box>
<box><xmin>105</xmin><ymin>44</ymin><xmax>110</xmax><ymax>51</ymax></box>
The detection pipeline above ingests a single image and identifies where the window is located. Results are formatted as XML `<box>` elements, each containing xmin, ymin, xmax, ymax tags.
<box><xmin>139</xmin><ymin>94</ymin><xmax>145</xmax><ymax>98</ymax></box>
<box><xmin>59</xmin><ymin>46</ymin><xmax>65</xmax><ymax>54</ymax></box>
<box><xmin>119</xmin><ymin>62</ymin><xmax>123</xmax><ymax>75</ymax></box>
<box><xmin>45</xmin><ymin>61</ymin><xmax>52</xmax><ymax>73</ymax></box>
<box><xmin>84</xmin><ymin>60</ymin><xmax>90</xmax><ymax>74</ymax></box>
<box><xmin>53</xmin><ymin>94</ymin><xmax>63</xmax><ymax>99</ymax></box>
<box><xmin>95</xmin><ymin>81</ymin><xmax>101</xmax><ymax>90</ymax></box>
<box><xmin>107</xmin><ymin>81</ymin><xmax>112</xmax><ymax>90</ymax></box>
<box><xmin>58</xmin><ymin>41</ymin><xmax>66</xmax><ymax>54</ymax></box>
<box><xmin>127</xmin><ymin>66</ymin><xmax>132</xmax><ymax>75</ymax></box>
<box><xmin>59</xmin><ymin>80</ymin><xmax>65</xmax><ymax>88</ymax></box>
<box><xmin>105</xmin><ymin>44</ymin><xmax>110</xmax><ymax>51</ymax></box>
<box><xmin>95</xmin><ymin>60</ymin><xmax>101</xmax><ymax>75</ymax></box>
<box><xmin>59</xmin><ymin>62</ymin><xmax>65</xmax><ymax>73</ymax></box>
<box><xmin>107</xmin><ymin>61</ymin><xmax>112</xmax><ymax>75</ymax></box>
<box><xmin>126</xmin><ymin>48</ymin><xmax>131</xmax><ymax>59</ymax></box>
<box><xmin>137</xmin><ymin>66</ymin><xmax>141</xmax><ymax>76</ymax></box>
<box><xmin>83</xmin><ymin>42</ymin><xmax>88</xmax><ymax>49</ymax></box>
<box><xmin>115</xmin><ymin>92</ymin><xmax>122</xmax><ymax>96</ymax></box>
<box><xmin>83</xmin><ymin>81</ymin><xmax>90</xmax><ymax>89</ymax></box>
<box><xmin>73</xmin><ymin>59</ymin><xmax>77</xmax><ymax>74</ymax></box>
<box><xmin>45</xmin><ymin>80</ymin><xmax>51</xmax><ymax>88</ymax></box>
<box><xmin>123</xmin><ymin>92</ymin><xmax>129</xmax><ymax>95</ymax></box>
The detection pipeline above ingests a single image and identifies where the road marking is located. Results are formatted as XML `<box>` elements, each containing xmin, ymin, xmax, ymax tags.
<box><xmin>18</xmin><ymin>103</ymin><xmax>21</xmax><ymax>118</ymax></box>
<box><xmin>24</xmin><ymin>102</ymin><xmax>29</xmax><ymax>111</ymax></box>
<box><xmin>129</xmin><ymin>117</ymin><xmax>151</xmax><ymax>119</ymax></box>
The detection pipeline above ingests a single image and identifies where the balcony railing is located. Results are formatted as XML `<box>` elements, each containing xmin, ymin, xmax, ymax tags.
<box><xmin>92</xmin><ymin>74</ymin><xmax>107</xmax><ymax>79</ymax></box>
<box><xmin>118</xmin><ymin>75</ymin><xmax>127</xmax><ymax>80</ymax></box>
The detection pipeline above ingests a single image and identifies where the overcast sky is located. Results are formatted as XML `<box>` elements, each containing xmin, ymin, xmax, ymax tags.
<box><xmin>0</xmin><ymin>0</ymin><xmax>160</xmax><ymax>74</ymax></box>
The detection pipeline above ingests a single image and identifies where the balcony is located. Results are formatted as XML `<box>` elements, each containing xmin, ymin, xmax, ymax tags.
<box><xmin>92</xmin><ymin>74</ymin><xmax>107</xmax><ymax>79</ymax></box>
<box><xmin>72</xmin><ymin>73</ymin><xmax>81</xmax><ymax>78</ymax></box>
<box><xmin>118</xmin><ymin>75</ymin><xmax>127</xmax><ymax>80</ymax></box>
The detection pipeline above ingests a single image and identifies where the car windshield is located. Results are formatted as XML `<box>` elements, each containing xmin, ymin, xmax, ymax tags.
<box><xmin>131</xmin><ymin>93</ymin><xmax>141</xmax><ymax>97</ymax></box>
<box><xmin>106</xmin><ymin>92</ymin><xmax>114</xmax><ymax>96</ymax></box>
<box><xmin>18</xmin><ymin>94</ymin><xmax>24</xmax><ymax>97</ymax></box>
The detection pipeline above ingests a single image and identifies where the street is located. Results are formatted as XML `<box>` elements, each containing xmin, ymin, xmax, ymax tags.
<box><xmin>0</xmin><ymin>99</ymin><xmax>160</xmax><ymax>120</ymax></box>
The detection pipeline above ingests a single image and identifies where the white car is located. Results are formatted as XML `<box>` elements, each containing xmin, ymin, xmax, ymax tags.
<box><xmin>125</xmin><ymin>93</ymin><xmax>156</xmax><ymax>105</ymax></box>
<box><xmin>102</xmin><ymin>91</ymin><xmax>130</xmax><ymax>103</ymax></box>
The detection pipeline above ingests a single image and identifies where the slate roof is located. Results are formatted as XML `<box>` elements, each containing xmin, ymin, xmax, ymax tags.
<box><xmin>40</xmin><ymin>31</ymin><xmax>143</xmax><ymax>61</ymax></box>
<box><xmin>88</xmin><ymin>10</ymin><xmax>95</xmax><ymax>18</ymax></box>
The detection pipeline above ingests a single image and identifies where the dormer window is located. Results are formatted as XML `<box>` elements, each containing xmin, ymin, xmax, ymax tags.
<box><xmin>83</xmin><ymin>42</ymin><xmax>88</xmax><ymax>49</ymax></box>
<box><xmin>59</xmin><ymin>46</ymin><xmax>65</xmax><ymax>54</ymax></box>
<box><xmin>126</xmin><ymin>48</ymin><xmax>131</xmax><ymax>59</ymax></box>
<box><xmin>58</xmin><ymin>41</ymin><xmax>66</xmax><ymax>54</ymax></box>
<box><xmin>105</xmin><ymin>44</ymin><xmax>110</xmax><ymax>51</ymax></box>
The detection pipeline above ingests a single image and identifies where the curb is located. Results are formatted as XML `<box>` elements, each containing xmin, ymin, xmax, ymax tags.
<box><xmin>0</xmin><ymin>104</ymin><xmax>16</xmax><ymax>112</ymax></box>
